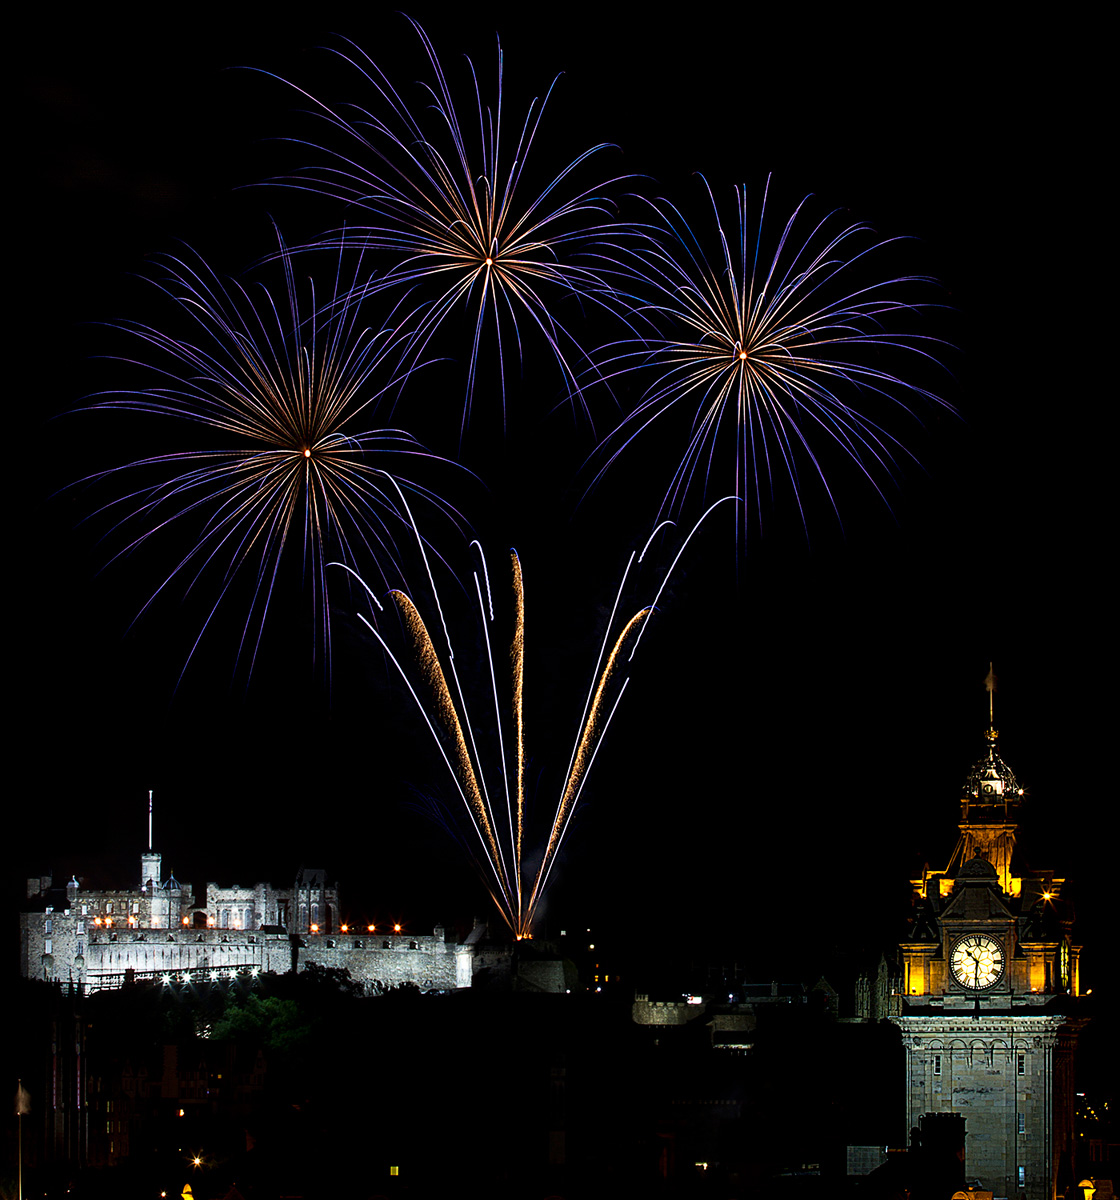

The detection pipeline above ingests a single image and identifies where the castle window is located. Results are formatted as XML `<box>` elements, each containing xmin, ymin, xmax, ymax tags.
<box><xmin>383</xmin><ymin>941</ymin><xmax>391</xmax><ymax>949</ymax></box>
<box><xmin>45</xmin><ymin>918</ymin><xmax>53</xmax><ymax>933</ymax></box>
<box><xmin>44</xmin><ymin>939</ymin><xmax>52</xmax><ymax>954</ymax></box>
<box><xmin>1018</xmin><ymin>1112</ymin><xmax>1026</xmax><ymax>1134</ymax></box>
<box><xmin>354</xmin><ymin>942</ymin><xmax>363</xmax><ymax>950</ymax></box>
<box><xmin>933</xmin><ymin>1054</ymin><xmax>941</xmax><ymax>1076</ymax></box>
<box><xmin>410</xmin><ymin>940</ymin><xmax>418</xmax><ymax>950</ymax></box>
<box><xmin>1018</xmin><ymin>1167</ymin><xmax>1026</xmax><ymax>1186</ymax></box>
<box><xmin>1017</xmin><ymin>1052</ymin><xmax>1026</xmax><ymax>1075</ymax></box>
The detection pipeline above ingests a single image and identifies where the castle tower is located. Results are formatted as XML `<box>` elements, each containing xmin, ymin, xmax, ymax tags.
<box><xmin>140</xmin><ymin>851</ymin><xmax>161</xmax><ymax>892</ymax></box>
<box><xmin>890</xmin><ymin>675</ymin><xmax>1085</xmax><ymax>1199</ymax></box>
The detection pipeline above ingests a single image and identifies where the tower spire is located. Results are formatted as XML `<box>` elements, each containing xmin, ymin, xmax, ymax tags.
<box><xmin>955</xmin><ymin>665</ymin><xmax>1024</xmax><ymax>894</ymax></box>
<box><xmin>984</xmin><ymin>662</ymin><xmax>997</xmax><ymax>729</ymax></box>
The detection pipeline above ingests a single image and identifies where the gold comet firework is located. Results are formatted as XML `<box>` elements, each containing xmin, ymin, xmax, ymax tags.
<box><xmin>342</xmin><ymin>495</ymin><xmax>733</xmax><ymax>939</ymax></box>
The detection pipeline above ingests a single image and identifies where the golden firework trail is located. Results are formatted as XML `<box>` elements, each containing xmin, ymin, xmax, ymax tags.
<box><xmin>345</xmin><ymin>491</ymin><xmax>736</xmax><ymax>939</ymax></box>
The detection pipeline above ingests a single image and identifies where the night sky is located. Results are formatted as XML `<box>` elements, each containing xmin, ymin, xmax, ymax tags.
<box><xmin>16</xmin><ymin>7</ymin><xmax>1109</xmax><ymax>1003</ymax></box>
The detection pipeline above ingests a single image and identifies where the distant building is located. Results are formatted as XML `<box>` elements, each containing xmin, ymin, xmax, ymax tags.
<box><xmin>21</xmin><ymin>845</ymin><xmax>474</xmax><ymax>994</ymax></box>
<box><xmin>890</xmin><ymin>702</ymin><xmax>1087</xmax><ymax>1198</ymax></box>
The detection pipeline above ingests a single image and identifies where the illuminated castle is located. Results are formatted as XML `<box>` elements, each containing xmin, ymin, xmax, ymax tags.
<box><xmin>890</xmin><ymin>687</ymin><xmax>1086</xmax><ymax>1198</ymax></box>
<box><xmin>21</xmin><ymin>829</ymin><xmax>475</xmax><ymax>994</ymax></box>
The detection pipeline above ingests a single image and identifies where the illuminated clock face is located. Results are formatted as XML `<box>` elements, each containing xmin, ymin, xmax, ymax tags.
<box><xmin>950</xmin><ymin>934</ymin><xmax>1005</xmax><ymax>990</ymax></box>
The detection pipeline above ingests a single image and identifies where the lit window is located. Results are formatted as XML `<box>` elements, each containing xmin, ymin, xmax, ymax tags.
<box><xmin>1017</xmin><ymin>1053</ymin><xmax>1026</xmax><ymax>1076</ymax></box>
<box><xmin>933</xmin><ymin>1054</ymin><xmax>942</xmax><ymax>1077</ymax></box>
<box><xmin>1018</xmin><ymin>1166</ymin><xmax>1025</xmax><ymax>1186</ymax></box>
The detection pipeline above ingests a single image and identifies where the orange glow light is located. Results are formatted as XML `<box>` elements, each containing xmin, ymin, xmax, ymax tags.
<box><xmin>310</xmin><ymin>923</ymin><xmax>319</xmax><ymax>933</ymax></box>
<box><xmin>393</xmin><ymin>923</ymin><xmax>401</xmax><ymax>932</ymax></box>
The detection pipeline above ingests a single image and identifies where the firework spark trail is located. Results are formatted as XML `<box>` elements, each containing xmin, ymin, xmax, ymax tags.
<box><xmin>510</xmin><ymin>550</ymin><xmax>526</xmax><ymax>913</ymax></box>
<box><xmin>590</xmin><ymin>176</ymin><xmax>949</xmax><ymax>542</ymax></box>
<box><xmin>260</xmin><ymin>16</ymin><xmax>639</xmax><ymax>434</ymax></box>
<box><xmin>77</xmin><ymin>236</ymin><xmax>463</xmax><ymax>687</ymax></box>
<box><xmin>522</xmin><ymin>606</ymin><xmax>648</xmax><ymax>933</ymax></box>
<box><xmin>347</xmin><ymin>502</ymin><xmax>731</xmax><ymax>938</ymax></box>
<box><xmin>389</xmin><ymin>590</ymin><xmax>508</xmax><ymax>890</ymax></box>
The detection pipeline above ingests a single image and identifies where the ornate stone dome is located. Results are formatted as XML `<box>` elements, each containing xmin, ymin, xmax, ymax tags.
<box><xmin>961</xmin><ymin>729</ymin><xmax>1024</xmax><ymax>804</ymax></box>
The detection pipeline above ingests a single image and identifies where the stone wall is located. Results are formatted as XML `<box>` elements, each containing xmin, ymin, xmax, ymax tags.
<box><xmin>301</xmin><ymin>931</ymin><xmax>468</xmax><ymax>992</ymax></box>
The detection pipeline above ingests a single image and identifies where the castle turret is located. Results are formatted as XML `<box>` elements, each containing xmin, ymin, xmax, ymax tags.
<box><xmin>141</xmin><ymin>851</ymin><xmax>162</xmax><ymax>892</ymax></box>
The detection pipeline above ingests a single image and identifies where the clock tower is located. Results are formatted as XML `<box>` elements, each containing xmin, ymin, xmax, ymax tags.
<box><xmin>891</xmin><ymin>684</ymin><xmax>1085</xmax><ymax>1198</ymax></box>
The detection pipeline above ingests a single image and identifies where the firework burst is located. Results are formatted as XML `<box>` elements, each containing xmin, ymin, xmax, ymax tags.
<box><xmin>591</xmin><ymin>176</ymin><xmax>950</xmax><ymax>539</ymax></box>
<box><xmin>79</xmin><ymin>236</ymin><xmax>462</xmax><ymax>687</ymax></box>
<box><xmin>266</xmin><ymin>16</ymin><xmax>636</xmax><ymax>436</ymax></box>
